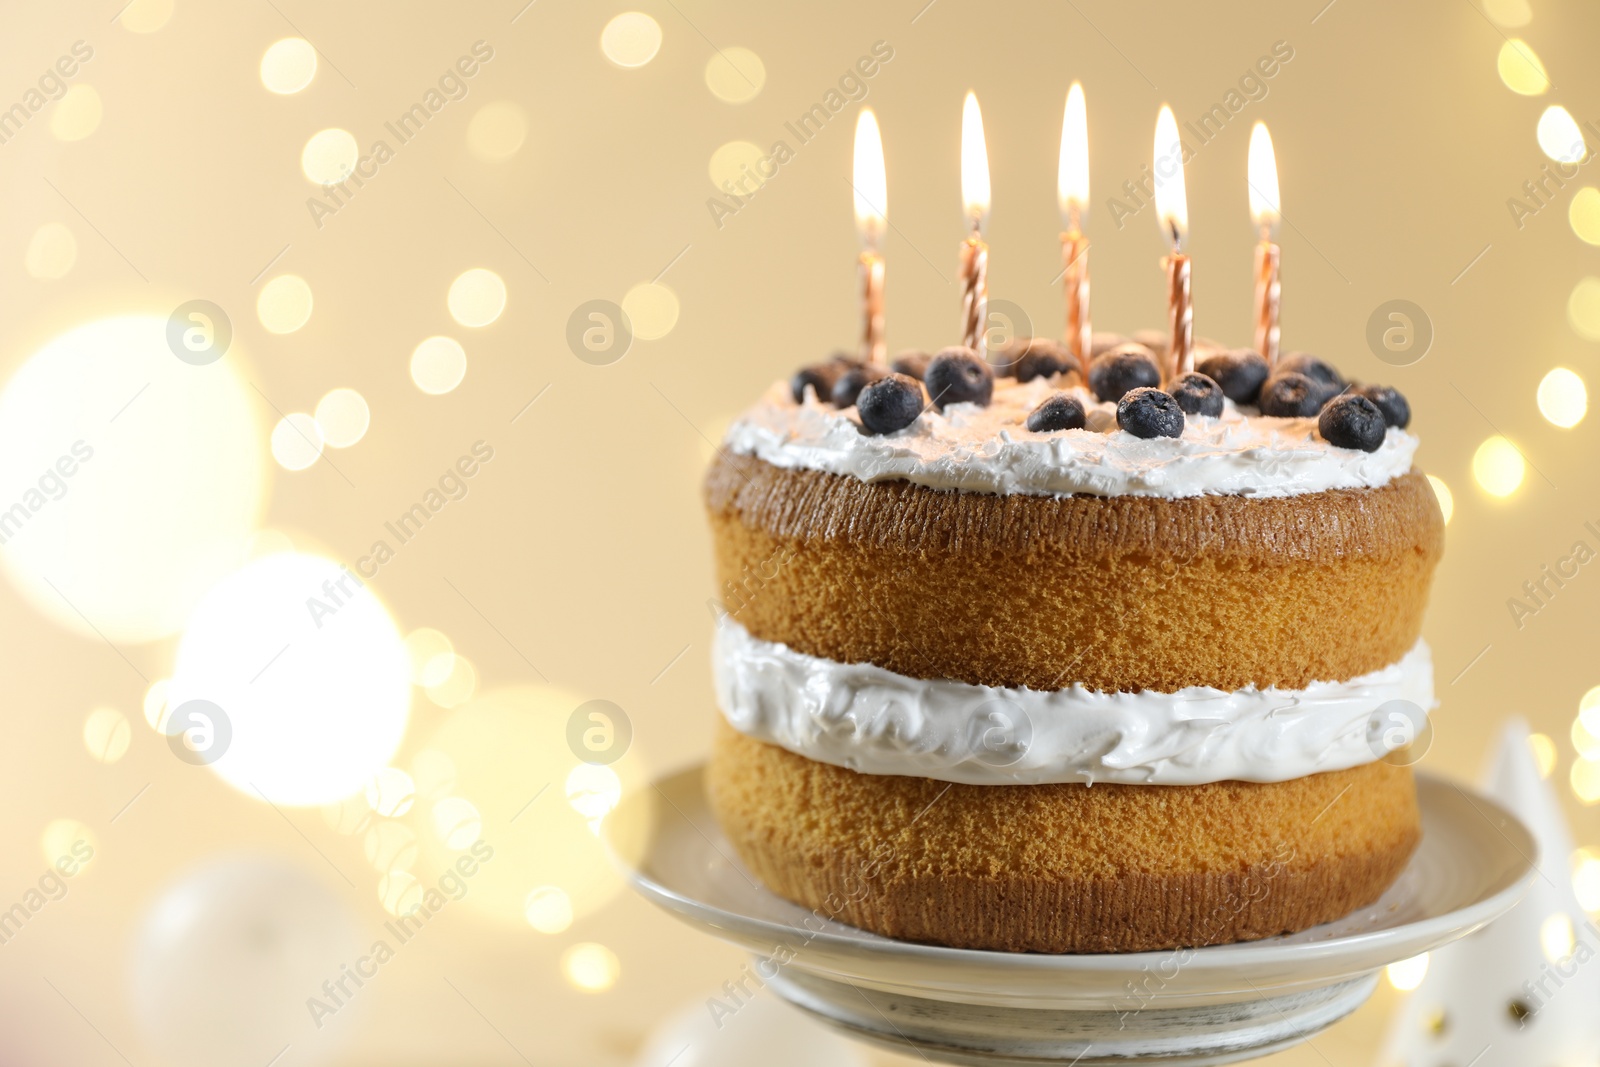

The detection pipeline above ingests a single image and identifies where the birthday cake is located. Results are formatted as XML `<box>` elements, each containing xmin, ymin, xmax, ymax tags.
<box><xmin>702</xmin><ymin>336</ymin><xmax>1443</xmax><ymax>954</ymax></box>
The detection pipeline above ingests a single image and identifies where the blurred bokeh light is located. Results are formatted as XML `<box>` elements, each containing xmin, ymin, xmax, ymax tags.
<box><xmin>0</xmin><ymin>315</ymin><xmax>264</xmax><ymax>643</ymax></box>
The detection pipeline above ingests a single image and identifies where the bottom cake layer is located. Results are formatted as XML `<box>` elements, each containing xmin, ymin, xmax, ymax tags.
<box><xmin>707</xmin><ymin>722</ymin><xmax>1421</xmax><ymax>953</ymax></box>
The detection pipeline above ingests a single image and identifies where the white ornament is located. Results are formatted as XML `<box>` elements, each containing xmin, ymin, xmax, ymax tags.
<box><xmin>129</xmin><ymin>856</ymin><xmax>365</xmax><ymax>1067</ymax></box>
<box><xmin>1377</xmin><ymin>718</ymin><xmax>1600</xmax><ymax>1066</ymax></box>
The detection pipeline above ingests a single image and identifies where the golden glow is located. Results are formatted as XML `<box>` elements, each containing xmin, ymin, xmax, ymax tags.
<box><xmin>314</xmin><ymin>388</ymin><xmax>370</xmax><ymax>448</ymax></box>
<box><xmin>431</xmin><ymin>796</ymin><xmax>483</xmax><ymax>850</ymax></box>
<box><xmin>565</xmin><ymin>764</ymin><xmax>622</xmax><ymax>830</ymax></box>
<box><xmin>1471</xmin><ymin>436</ymin><xmax>1525</xmax><ymax>497</ymax></box>
<box><xmin>708</xmin><ymin>140</ymin><xmax>766</xmax><ymax>192</ymax></box>
<box><xmin>1572</xmin><ymin>757</ymin><xmax>1600</xmax><ymax>804</ymax></box>
<box><xmin>83</xmin><ymin>707</ymin><xmax>131</xmax><ymax>764</ymax></box>
<box><xmin>418</xmin><ymin>686</ymin><xmax>652</xmax><ymax>929</ymax></box>
<box><xmin>270</xmin><ymin>413</ymin><xmax>324</xmax><ymax>472</ymax></box>
<box><xmin>143</xmin><ymin>679</ymin><xmax>171</xmax><ymax>731</ymax></box>
<box><xmin>25</xmin><ymin>223</ymin><xmax>76</xmax><ymax>280</ymax></box>
<box><xmin>0</xmin><ymin>316</ymin><xmax>263</xmax><ymax>643</ymax></box>
<box><xmin>301</xmin><ymin>128</ymin><xmax>358</xmax><ymax>184</ymax></box>
<box><xmin>50</xmin><ymin>85</ymin><xmax>102</xmax><ymax>141</ymax></box>
<box><xmin>246</xmin><ymin>529</ymin><xmax>294</xmax><ymax>560</ymax></box>
<box><xmin>410</xmin><ymin>749</ymin><xmax>456</xmax><ymax>801</ymax></box>
<box><xmin>1573</xmin><ymin>848</ymin><xmax>1600</xmax><ymax>911</ymax></box>
<box><xmin>1537</xmin><ymin>106</ymin><xmax>1587</xmax><ymax>165</ymax></box>
<box><xmin>562</xmin><ymin>942</ymin><xmax>620</xmax><ymax>992</ymax></box>
<box><xmin>1569</xmin><ymin>187</ymin><xmax>1600</xmax><ymax>245</ymax></box>
<box><xmin>705</xmin><ymin>46</ymin><xmax>766</xmax><ymax>104</ymax></box>
<box><xmin>1537</xmin><ymin>367</ymin><xmax>1587</xmax><ymax>428</ymax></box>
<box><xmin>425</xmin><ymin>653</ymin><xmax>477</xmax><ymax>708</ymax></box>
<box><xmin>1541</xmin><ymin>912</ymin><xmax>1576</xmax><ymax>962</ymax></box>
<box><xmin>1568</xmin><ymin>277</ymin><xmax>1600</xmax><ymax>340</ymax></box>
<box><xmin>1153</xmin><ymin>105</ymin><xmax>1188</xmax><ymax>248</ymax></box>
<box><xmin>960</xmin><ymin>91</ymin><xmax>991</xmax><ymax>228</ymax></box>
<box><xmin>168</xmin><ymin>552</ymin><xmax>412</xmax><ymax>806</ymax></box>
<box><xmin>410</xmin><ymin>336</ymin><xmax>467</xmax><ymax>395</ymax></box>
<box><xmin>364</xmin><ymin>820</ymin><xmax>418</xmax><ymax>873</ymax></box>
<box><xmin>1574</xmin><ymin>716</ymin><xmax>1600</xmax><ymax>759</ymax></box>
<box><xmin>622</xmin><ymin>282</ymin><xmax>680</xmax><ymax>340</ymax></box>
<box><xmin>1247</xmin><ymin>122</ymin><xmax>1280</xmax><ymax>233</ymax></box>
<box><xmin>525</xmin><ymin>886</ymin><xmax>573</xmax><ymax>933</ymax></box>
<box><xmin>1384</xmin><ymin>953</ymin><xmax>1428</xmax><ymax>991</ymax></box>
<box><xmin>1580</xmin><ymin>685</ymin><xmax>1600</xmax><ymax>732</ymax></box>
<box><xmin>1528</xmin><ymin>732</ymin><xmax>1557</xmax><ymax>779</ymax></box>
<box><xmin>365</xmin><ymin>767</ymin><xmax>416</xmax><ymax>818</ymax></box>
<box><xmin>600</xmin><ymin>12</ymin><xmax>662</xmax><ymax>68</ymax></box>
<box><xmin>260</xmin><ymin>38</ymin><xmax>317</xmax><ymax>94</ymax></box>
<box><xmin>120</xmin><ymin>0</ymin><xmax>173</xmax><ymax>32</ymax></box>
<box><xmin>379</xmin><ymin>870</ymin><xmax>423</xmax><ymax>917</ymax></box>
<box><xmin>852</xmin><ymin>109</ymin><xmax>888</xmax><ymax>246</ymax></box>
<box><xmin>1482</xmin><ymin>0</ymin><xmax>1532</xmax><ymax>27</ymax></box>
<box><xmin>1425</xmin><ymin>474</ymin><xmax>1454</xmax><ymax>525</ymax></box>
<box><xmin>466</xmin><ymin>101</ymin><xmax>528</xmax><ymax>160</ymax></box>
<box><xmin>447</xmin><ymin>268</ymin><xmax>507</xmax><ymax>328</ymax></box>
<box><xmin>257</xmin><ymin>274</ymin><xmax>314</xmax><ymax>334</ymax></box>
<box><xmin>1057</xmin><ymin>83</ymin><xmax>1089</xmax><ymax>224</ymax></box>
<box><xmin>404</xmin><ymin>628</ymin><xmax>455</xmax><ymax>687</ymax></box>
<box><xmin>1498</xmin><ymin>39</ymin><xmax>1549</xmax><ymax>95</ymax></box>
<box><xmin>322</xmin><ymin>793</ymin><xmax>374</xmax><ymax>836</ymax></box>
<box><xmin>40</xmin><ymin>819</ymin><xmax>96</xmax><ymax>874</ymax></box>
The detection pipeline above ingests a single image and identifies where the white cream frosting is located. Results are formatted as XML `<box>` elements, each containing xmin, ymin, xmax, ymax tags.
<box><xmin>713</xmin><ymin>620</ymin><xmax>1435</xmax><ymax>786</ymax></box>
<box><xmin>723</xmin><ymin>377</ymin><xmax>1418</xmax><ymax>499</ymax></box>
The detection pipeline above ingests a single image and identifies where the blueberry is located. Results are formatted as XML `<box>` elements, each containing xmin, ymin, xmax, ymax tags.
<box><xmin>1351</xmin><ymin>383</ymin><xmax>1411</xmax><ymax>429</ymax></box>
<box><xmin>791</xmin><ymin>360</ymin><xmax>848</xmax><ymax>403</ymax></box>
<box><xmin>1087</xmin><ymin>343</ymin><xmax>1162</xmax><ymax>403</ymax></box>
<box><xmin>1117</xmin><ymin>387</ymin><xmax>1186</xmax><ymax>439</ymax></box>
<box><xmin>1026</xmin><ymin>393</ymin><xmax>1087</xmax><ymax>433</ymax></box>
<box><xmin>924</xmin><ymin>346</ymin><xmax>994</xmax><ymax>410</ymax></box>
<box><xmin>1196</xmin><ymin>348</ymin><xmax>1270</xmax><ymax>405</ymax></box>
<box><xmin>1012</xmin><ymin>339</ymin><xmax>1068</xmax><ymax>383</ymax></box>
<box><xmin>1257</xmin><ymin>372</ymin><xmax>1330</xmax><ymax>417</ymax></box>
<box><xmin>830</xmin><ymin>363</ymin><xmax>889</xmax><ymax>407</ymax></box>
<box><xmin>1090</xmin><ymin>332</ymin><xmax>1129</xmax><ymax>357</ymax></box>
<box><xmin>1170</xmin><ymin>372</ymin><xmax>1224</xmax><ymax>417</ymax></box>
<box><xmin>891</xmin><ymin>349</ymin><xmax>933</xmax><ymax>380</ymax></box>
<box><xmin>1318</xmin><ymin>394</ymin><xmax>1388</xmax><ymax>452</ymax></box>
<box><xmin>856</xmin><ymin>373</ymin><xmax>925</xmax><ymax>434</ymax></box>
<box><xmin>1277</xmin><ymin>352</ymin><xmax>1343</xmax><ymax>388</ymax></box>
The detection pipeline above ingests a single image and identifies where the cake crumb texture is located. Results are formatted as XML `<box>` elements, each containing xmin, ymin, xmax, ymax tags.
<box><xmin>707</xmin><ymin>723</ymin><xmax>1421</xmax><ymax>953</ymax></box>
<box><xmin>705</xmin><ymin>453</ymin><xmax>1444</xmax><ymax>692</ymax></box>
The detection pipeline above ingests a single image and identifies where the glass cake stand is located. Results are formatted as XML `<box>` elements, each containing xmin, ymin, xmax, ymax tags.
<box><xmin>607</xmin><ymin>765</ymin><xmax>1534</xmax><ymax>1066</ymax></box>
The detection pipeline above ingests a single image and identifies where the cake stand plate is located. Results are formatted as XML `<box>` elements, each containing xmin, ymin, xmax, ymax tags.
<box><xmin>609</xmin><ymin>766</ymin><xmax>1535</xmax><ymax>1066</ymax></box>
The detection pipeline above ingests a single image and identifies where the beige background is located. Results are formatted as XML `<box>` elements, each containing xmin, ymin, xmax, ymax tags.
<box><xmin>1</xmin><ymin>0</ymin><xmax>1597</xmax><ymax>1063</ymax></box>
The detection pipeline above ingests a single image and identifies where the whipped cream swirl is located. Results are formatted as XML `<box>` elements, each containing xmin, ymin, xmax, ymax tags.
<box><xmin>714</xmin><ymin>621</ymin><xmax>1435</xmax><ymax>786</ymax></box>
<box><xmin>723</xmin><ymin>377</ymin><xmax>1419</xmax><ymax>499</ymax></box>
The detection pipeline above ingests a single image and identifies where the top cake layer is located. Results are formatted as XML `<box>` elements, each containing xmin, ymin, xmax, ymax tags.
<box><xmin>725</xmin><ymin>375</ymin><xmax>1419</xmax><ymax>500</ymax></box>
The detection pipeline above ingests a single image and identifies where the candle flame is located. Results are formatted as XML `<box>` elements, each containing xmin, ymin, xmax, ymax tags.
<box><xmin>853</xmin><ymin>108</ymin><xmax>887</xmax><ymax>247</ymax></box>
<box><xmin>1057</xmin><ymin>82</ymin><xmax>1089</xmax><ymax>226</ymax></box>
<box><xmin>1248</xmin><ymin>121</ymin><xmax>1280</xmax><ymax>235</ymax></box>
<box><xmin>961</xmin><ymin>90</ymin><xmax>991</xmax><ymax>230</ymax></box>
<box><xmin>1152</xmin><ymin>105</ymin><xmax>1188</xmax><ymax>250</ymax></box>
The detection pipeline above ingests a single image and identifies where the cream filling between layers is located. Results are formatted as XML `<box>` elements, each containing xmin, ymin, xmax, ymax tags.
<box><xmin>714</xmin><ymin>620</ymin><xmax>1435</xmax><ymax>786</ymax></box>
<box><xmin>723</xmin><ymin>378</ymin><xmax>1419</xmax><ymax>499</ymax></box>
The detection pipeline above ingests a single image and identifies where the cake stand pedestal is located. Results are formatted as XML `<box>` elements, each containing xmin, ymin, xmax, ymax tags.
<box><xmin>608</xmin><ymin>767</ymin><xmax>1533</xmax><ymax>1066</ymax></box>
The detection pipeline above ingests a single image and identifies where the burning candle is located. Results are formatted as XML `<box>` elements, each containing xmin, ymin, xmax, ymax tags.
<box><xmin>1057</xmin><ymin>82</ymin><xmax>1091</xmax><ymax>377</ymax></box>
<box><xmin>1248</xmin><ymin>121</ymin><xmax>1281</xmax><ymax>367</ymax></box>
<box><xmin>958</xmin><ymin>91</ymin><xmax>991</xmax><ymax>359</ymax></box>
<box><xmin>853</xmin><ymin>108</ymin><xmax>888</xmax><ymax>364</ymax></box>
<box><xmin>1152</xmin><ymin>105</ymin><xmax>1192</xmax><ymax>382</ymax></box>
